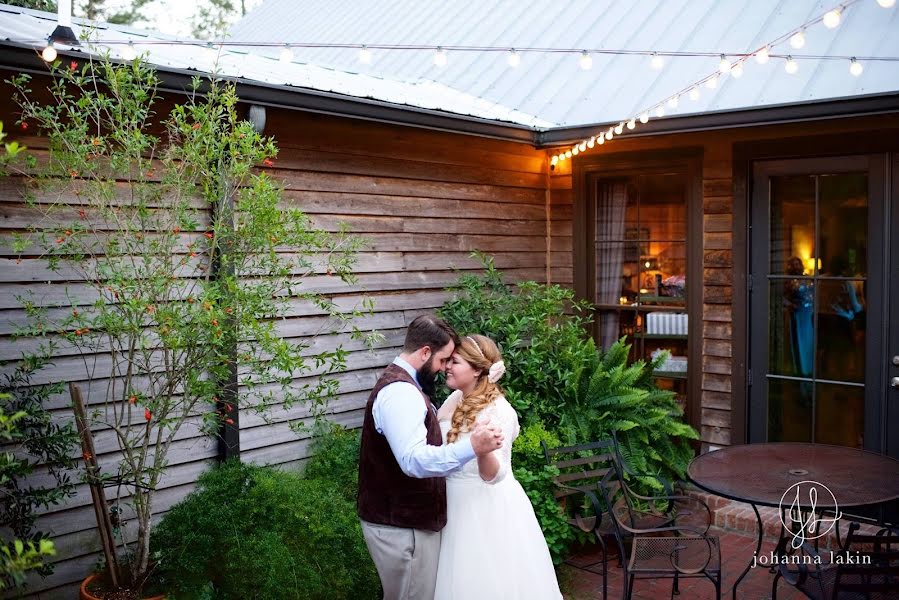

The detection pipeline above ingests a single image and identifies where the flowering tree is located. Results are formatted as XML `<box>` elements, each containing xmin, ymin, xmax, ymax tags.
<box><xmin>7</xmin><ymin>56</ymin><xmax>376</xmax><ymax>592</ymax></box>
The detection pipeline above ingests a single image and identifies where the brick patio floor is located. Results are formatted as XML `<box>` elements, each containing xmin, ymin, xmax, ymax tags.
<box><xmin>559</xmin><ymin>526</ymin><xmax>806</xmax><ymax>600</ymax></box>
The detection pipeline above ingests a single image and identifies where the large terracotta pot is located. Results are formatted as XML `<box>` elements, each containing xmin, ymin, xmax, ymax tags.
<box><xmin>79</xmin><ymin>574</ymin><xmax>165</xmax><ymax>600</ymax></box>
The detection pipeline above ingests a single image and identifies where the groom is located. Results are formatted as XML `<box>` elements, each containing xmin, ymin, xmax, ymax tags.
<box><xmin>357</xmin><ymin>314</ymin><xmax>504</xmax><ymax>600</ymax></box>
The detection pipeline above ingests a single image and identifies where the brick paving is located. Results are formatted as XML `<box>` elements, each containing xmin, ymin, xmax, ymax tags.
<box><xmin>559</xmin><ymin>526</ymin><xmax>806</xmax><ymax>600</ymax></box>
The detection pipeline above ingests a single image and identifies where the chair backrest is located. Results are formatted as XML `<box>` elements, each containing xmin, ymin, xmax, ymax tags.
<box><xmin>833</xmin><ymin>522</ymin><xmax>899</xmax><ymax>599</ymax></box>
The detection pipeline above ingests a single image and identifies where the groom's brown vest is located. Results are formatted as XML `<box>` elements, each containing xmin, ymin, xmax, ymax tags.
<box><xmin>357</xmin><ymin>364</ymin><xmax>447</xmax><ymax>532</ymax></box>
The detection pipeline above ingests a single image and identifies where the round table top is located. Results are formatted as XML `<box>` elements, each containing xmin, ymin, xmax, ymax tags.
<box><xmin>687</xmin><ymin>443</ymin><xmax>899</xmax><ymax>509</ymax></box>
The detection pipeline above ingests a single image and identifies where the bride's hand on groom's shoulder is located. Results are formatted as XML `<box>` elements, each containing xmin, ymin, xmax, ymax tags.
<box><xmin>470</xmin><ymin>420</ymin><xmax>504</xmax><ymax>456</ymax></box>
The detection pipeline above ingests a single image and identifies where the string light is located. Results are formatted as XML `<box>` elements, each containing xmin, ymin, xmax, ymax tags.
<box><xmin>434</xmin><ymin>47</ymin><xmax>447</xmax><ymax>67</ymax></box>
<box><xmin>579</xmin><ymin>141</ymin><xmax>587</xmax><ymax>151</ymax></box>
<box><xmin>756</xmin><ymin>46</ymin><xmax>771</xmax><ymax>64</ymax></box>
<box><xmin>565</xmin><ymin>150</ymin><xmax>572</xmax><ymax>158</ymax></box>
<box><xmin>598</xmin><ymin>133</ymin><xmax>605</xmax><ymax>144</ymax></box>
<box><xmin>790</xmin><ymin>29</ymin><xmax>806</xmax><ymax>49</ymax></box>
<box><xmin>823</xmin><ymin>8</ymin><xmax>842</xmax><ymax>28</ymax></box>
<box><xmin>579</xmin><ymin>51</ymin><xmax>593</xmax><ymax>70</ymax></box>
<box><xmin>785</xmin><ymin>56</ymin><xmax>799</xmax><ymax>73</ymax></box>
<box><xmin>639</xmin><ymin>112</ymin><xmax>649</xmax><ymax>124</ymax></box>
<box><xmin>507</xmin><ymin>49</ymin><xmax>520</xmax><ymax>68</ymax></box>
<box><xmin>606</xmin><ymin>127</ymin><xmax>614</xmax><ymax>140</ymax></box>
<box><xmin>122</xmin><ymin>41</ymin><xmax>137</xmax><ymax>61</ymax></box>
<box><xmin>650</xmin><ymin>52</ymin><xmax>664</xmax><ymax>69</ymax></box>
<box><xmin>587</xmin><ymin>136</ymin><xmax>595</xmax><ymax>148</ymax></box>
<box><xmin>667</xmin><ymin>95</ymin><xmax>679</xmax><ymax>108</ymax></box>
<box><xmin>359</xmin><ymin>45</ymin><xmax>372</xmax><ymax>64</ymax></box>
<box><xmin>614</xmin><ymin>122</ymin><xmax>624</xmax><ymax>134</ymax></box>
<box><xmin>41</xmin><ymin>42</ymin><xmax>57</xmax><ymax>62</ymax></box>
<box><xmin>279</xmin><ymin>44</ymin><xmax>293</xmax><ymax>63</ymax></box>
<box><xmin>849</xmin><ymin>57</ymin><xmax>864</xmax><ymax>75</ymax></box>
<box><xmin>655</xmin><ymin>105</ymin><xmax>665</xmax><ymax>117</ymax></box>
<box><xmin>572</xmin><ymin>145</ymin><xmax>579</xmax><ymax>155</ymax></box>
<box><xmin>877</xmin><ymin>0</ymin><xmax>896</xmax><ymax>7</ymax></box>
<box><xmin>550</xmin><ymin>155</ymin><xmax>559</xmax><ymax>166</ymax></box>
<box><xmin>689</xmin><ymin>86</ymin><xmax>700</xmax><ymax>100</ymax></box>
<box><xmin>731</xmin><ymin>62</ymin><xmax>744</xmax><ymax>78</ymax></box>
<box><xmin>718</xmin><ymin>55</ymin><xmax>731</xmax><ymax>73</ymax></box>
<box><xmin>626</xmin><ymin>118</ymin><xmax>636</xmax><ymax>130</ymax></box>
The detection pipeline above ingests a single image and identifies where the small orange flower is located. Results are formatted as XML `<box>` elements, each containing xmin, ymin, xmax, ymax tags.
<box><xmin>211</xmin><ymin>319</ymin><xmax>218</xmax><ymax>326</ymax></box>
<box><xmin>187</xmin><ymin>297</ymin><xmax>195</xmax><ymax>304</ymax></box>
<box><xmin>145</xmin><ymin>169</ymin><xmax>155</xmax><ymax>177</ymax></box>
<box><xmin>203</xmin><ymin>301</ymin><xmax>212</xmax><ymax>311</ymax></box>
<box><xmin>262</xmin><ymin>158</ymin><xmax>274</xmax><ymax>167</ymax></box>
<box><xmin>144</xmin><ymin>408</ymin><xmax>152</xmax><ymax>421</ymax></box>
<box><xmin>189</xmin><ymin>252</ymin><xmax>197</xmax><ymax>258</ymax></box>
<box><xmin>225</xmin><ymin>403</ymin><xmax>233</xmax><ymax>412</ymax></box>
<box><xmin>69</xmin><ymin>60</ymin><xmax>78</xmax><ymax>71</ymax></box>
<box><xmin>192</xmin><ymin>123</ymin><xmax>201</xmax><ymax>130</ymax></box>
<box><xmin>129</xmin><ymin>395</ymin><xmax>137</xmax><ymax>404</ymax></box>
<box><xmin>72</xmin><ymin>309</ymin><xmax>79</xmax><ymax>317</ymax></box>
<box><xmin>146</xmin><ymin>305</ymin><xmax>156</xmax><ymax>313</ymax></box>
<box><xmin>82</xmin><ymin>451</ymin><xmax>92</xmax><ymax>461</ymax></box>
<box><xmin>64</xmin><ymin>229</ymin><xmax>71</xmax><ymax>236</ymax></box>
<box><xmin>204</xmin><ymin>232</ymin><xmax>214</xmax><ymax>239</ymax></box>
<box><xmin>69</xmin><ymin>169</ymin><xmax>78</xmax><ymax>178</ymax></box>
<box><xmin>224</xmin><ymin>307</ymin><xmax>233</xmax><ymax>314</ymax></box>
<box><xmin>225</xmin><ymin>418</ymin><xmax>234</xmax><ymax>425</ymax></box>
<box><xmin>56</xmin><ymin>237</ymin><xmax>65</xmax><ymax>244</ymax></box>
<box><xmin>78</xmin><ymin>209</ymin><xmax>87</xmax><ymax>218</ymax></box>
<box><xmin>91</xmin><ymin>138</ymin><xmax>101</xmax><ymax>146</ymax></box>
<box><xmin>172</xmin><ymin>226</ymin><xmax>180</xmax><ymax>234</ymax></box>
<box><xmin>20</xmin><ymin>122</ymin><xmax>27</xmax><ymax>130</ymax></box>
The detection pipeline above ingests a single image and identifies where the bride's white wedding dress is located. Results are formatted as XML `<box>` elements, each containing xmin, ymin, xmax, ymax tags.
<box><xmin>435</xmin><ymin>395</ymin><xmax>563</xmax><ymax>600</ymax></box>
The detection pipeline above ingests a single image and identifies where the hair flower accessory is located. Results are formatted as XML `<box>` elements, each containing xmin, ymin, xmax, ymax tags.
<box><xmin>487</xmin><ymin>360</ymin><xmax>506</xmax><ymax>383</ymax></box>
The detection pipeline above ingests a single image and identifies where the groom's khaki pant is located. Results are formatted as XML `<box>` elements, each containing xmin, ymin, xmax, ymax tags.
<box><xmin>361</xmin><ymin>520</ymin><xmax>441</xmax><ymax>600</ymax></box>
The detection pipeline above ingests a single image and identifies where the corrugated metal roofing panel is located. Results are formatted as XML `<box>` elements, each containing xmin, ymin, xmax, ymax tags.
<box><xmin>0</xmin><ymin>4</ymin><xmax>553</xmax><ymax>128</ymax></box>
<box><xmin>229</xmin><ymin>0</ymin><xmax>899</xmax><ymax>127</ymax></box>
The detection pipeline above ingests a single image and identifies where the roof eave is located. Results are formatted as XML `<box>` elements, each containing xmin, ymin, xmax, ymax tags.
<box><xmin>0</xmin><ymin>42</ymin><xmax>538</xmax><ymax>143</ymax></box>
<box><xmin>537</xmin><ymin>92</ymin><xmax>899</xmax><ymax>147</ymax></box>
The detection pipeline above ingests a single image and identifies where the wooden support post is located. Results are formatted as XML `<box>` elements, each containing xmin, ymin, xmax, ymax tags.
<box><xmin>70</xmin><ymin>383</ymin><xmax>121</xmax><ymax>588</ymax></box>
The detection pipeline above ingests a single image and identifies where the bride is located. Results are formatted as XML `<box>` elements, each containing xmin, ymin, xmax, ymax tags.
<box><xmin>435</xmin><ymin>334</ymin><xmax>562</xmax><ymax>600</ymax></box>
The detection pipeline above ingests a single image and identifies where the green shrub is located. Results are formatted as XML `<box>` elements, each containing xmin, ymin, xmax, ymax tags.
<box><xmin>151</xmin><ymin>460</ymin><xmax>379</xmax><ymax>600</ymax></box>
<box><xmin>303</xmin><ymin>422</ymin><xmax>361</xmax><ymax>503</ymax></box>
<box><xmin>439</xmin><ymin>253</ymin><xmax>596</xmax><ymax>429</ymax></box>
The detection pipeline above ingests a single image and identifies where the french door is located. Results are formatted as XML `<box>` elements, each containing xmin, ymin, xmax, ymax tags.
<box><xmin>749</xmin><ymin>155</ymin><xmax>897</xmax><ymax>457</ymax></box>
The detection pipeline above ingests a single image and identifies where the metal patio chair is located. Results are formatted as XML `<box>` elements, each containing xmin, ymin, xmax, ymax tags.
<box><xmin>772</xmin><ymin>521</ymin><xmax>899</xmax><ymax>600</ymax></box>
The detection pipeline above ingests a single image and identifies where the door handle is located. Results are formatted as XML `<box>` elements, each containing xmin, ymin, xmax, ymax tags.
<box><xmin>893</xmin><ymin>377</ymin><xmax>899</xmax><ymax>389</ymax></box>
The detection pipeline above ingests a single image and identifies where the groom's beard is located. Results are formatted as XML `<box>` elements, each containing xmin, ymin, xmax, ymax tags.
<box><xmin>418</xmin><ymin>358</ymin><xmax>438</xmax><ymax>399</ymax></box>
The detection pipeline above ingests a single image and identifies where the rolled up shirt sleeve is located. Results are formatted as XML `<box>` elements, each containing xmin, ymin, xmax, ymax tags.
<box><xmin>373</xmin><ymin>381</ymin><xmax>476</xmax><ymax>478</ymax></box>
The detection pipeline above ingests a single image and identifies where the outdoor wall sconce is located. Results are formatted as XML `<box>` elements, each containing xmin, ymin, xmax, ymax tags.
<box><xmin>248</xmin><ymin>104</ymin><xmax>266</xmax><ymax>134</ymax></box>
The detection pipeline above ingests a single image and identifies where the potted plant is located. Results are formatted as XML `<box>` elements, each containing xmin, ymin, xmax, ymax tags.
<box><xmin>8</xmin><ymin>54</ymin><xmax>376</xmax><ymax>598</ymax></box>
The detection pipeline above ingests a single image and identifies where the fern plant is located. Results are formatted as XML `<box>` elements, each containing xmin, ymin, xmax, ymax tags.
<box><xmin>561</xmin><ymin>337</ymin><xmax>698</xmax><ymax>491</ymax></box>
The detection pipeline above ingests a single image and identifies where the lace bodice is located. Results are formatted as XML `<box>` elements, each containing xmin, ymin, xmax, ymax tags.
<box><xmin>439</xmin><ymin>395</ymin><xmax>520</xmax><ymax>484</ymax></box>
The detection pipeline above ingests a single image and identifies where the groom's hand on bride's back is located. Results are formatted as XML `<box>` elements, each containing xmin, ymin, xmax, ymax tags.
<box><xmin>470</xmin><ymin>420</ymin><xmax>504</xmax><ymax>456</ymax></box>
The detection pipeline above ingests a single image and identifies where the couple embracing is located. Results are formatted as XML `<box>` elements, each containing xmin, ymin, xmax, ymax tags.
<box><xmin>357</xmin><ymin>315</ymin><xmax>562</xmax><ymax>600</ymax></box>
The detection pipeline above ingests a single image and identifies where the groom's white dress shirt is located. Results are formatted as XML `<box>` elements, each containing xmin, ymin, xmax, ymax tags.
<box><xmin>373</xmin><ymin>357</ymin><xmax>476</xmax><ymax>478</ymax></box>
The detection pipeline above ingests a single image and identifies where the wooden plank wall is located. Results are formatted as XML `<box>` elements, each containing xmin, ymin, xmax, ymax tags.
<box><xmin>0</xmin><ymin>79</ymin><xmax>549</xmax><ymax>596</ymax></box>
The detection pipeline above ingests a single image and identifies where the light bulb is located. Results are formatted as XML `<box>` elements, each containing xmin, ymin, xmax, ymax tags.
<box><xmin>614</xmin><ymin>122</ymin><xmax>623</xmax><ymax>135</ymax></box>
<box><xmin>550</xmin><ymin>155</ymin><xmax>559</xmax><ymax>166</ymax></box>
<box><xmin>41</xmin><ymin>44</ymin><xmax>58</xmax><ymax>62</ymax></box>
<box><xmin>598</xmin><ymin>133</ymin><xmax>605</xmax><ymax>145</ymax></box>
<box><xmin>639</xmin><ymin>112</ymin><xmax>649</xmax><ymax>124</ymax></box>
<box><xmin>667</xmin><ymin>95</ymin><xmax>679</xmax><ymax>108</ymax></box>
<box><xmin>558</xmin><ymin>153</ymin><xmax>566</xmax><ymax>162</ymax></box>
<box><xmin>689</xmin><ymin>87</ymin><xmax>700</xmax><ymax>101</ymax></box>
<box><xmin>756</xmin><ymin>46</ymin><xmax>770</xmax><ymax>64</ymax></box>
<box><xmin>655</xmin><ymin>106</ymin><xmax>665</xmax><ymax>118</ymax></box>
<box><xmin>434</xmin><ymin>48</ymin><xmax>447</xmax><ymax>67</ymax></box>
<box><xmin>579</xmin><ymin>51</ymin><xmax>592</xmax><ymax>70</ymax></box>
<box><xmin>823</xmin><ymin>9</ymin><xmax>841</xmax><ymax>28</ymax></box>
<box><xmin>122</xmin><ymin>41</ymin><xmax>137</xmax><ymax>61</ymax></box>
<box><xmin>706</xmin><ymin>75</ymin><xmax>719</xmax><ymax>89</ymax></box>
<box><xmin>279</xmin><ymin>45</ymin><xmax>294</xmax><ymax>63</ymax></box>
<box><xmin>785</xmin><ymin>56</ymin><xmax>799</xmax><ymax>74</ymax></box>
<box><xmin>587</xmin><ymin>137</ymin><xmax>595</xmax><ymax>148</ymax></box>
<box><xmin>507</xmin><ymin>49</ymin><xmax>520</xmax><ymax>68</ymax></box>
<box><xmin>606</xmin><ymin>127</ymin><xmax>614</xmax><ymax>139</ymax></box>
<box><xmin>790</xmin><ymin>30</ymin><xmax>806</xmax><ymax>49</ymax></box>
<box><xmin>877</xmin><ymin>0</ymin><xmax>896</xmax><ymax>7</ymax></box>
<box><xmin>579</xmin><ymin>141</ymin><xmax>587</xmax><ymax>151</ymax></box>
<box><xmin>650</xmin><ymin>53</ymin><xmax>664</xmax><ymax>70</ymax></box>
<box><xmin>849</xmin><ymin>58</ymin><xmax>863</xmax><ymax>76</ymax></box>
<box><xmin>627</xmin><ymin>119</ymin><xmax>636</xmax><ymax>130</ymax></box>
<box><xmin>359</xmin><ymin>46</ymin><xmax>372</xmax><ymax>64</ymax></box>
<box><xmin>731</xmin><ymin>62</ymin><xmax>744</xmax><ymax>78</ymax></box>
<box><xmin>718</xmin><ymin>55</ymin><xmax>731</xmax><ymax>73</ymax></box>
<box><xmin>565</xmin><ymin>149</ymin><xmax>572</xmax><ymax>158</ymax></box>
<box><xmin>572</xmin><ymin>146</ymin><xmax>579</xmax><ymax>156</ymax></box>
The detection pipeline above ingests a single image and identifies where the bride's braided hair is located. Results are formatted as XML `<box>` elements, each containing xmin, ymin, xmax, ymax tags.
<box><xmin>446</xmin><ymin>335</ymin><xmax>504</xmax><ymax>444</ymax></box>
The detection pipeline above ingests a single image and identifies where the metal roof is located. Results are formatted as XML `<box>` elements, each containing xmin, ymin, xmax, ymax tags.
<box><xmin>0</xmin><ymin>4</ymin><xmax>552</xmax><ymax>128</ymax></box>
<box><xmin>229</xmin><ymin>0</ymin><xmax>899</xmax><ymax>127</ymax></box>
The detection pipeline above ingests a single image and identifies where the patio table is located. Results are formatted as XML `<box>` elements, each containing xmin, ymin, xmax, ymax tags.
<box><xmin>687</xmin><ymin>442</ymin><xmax>899</xmax><ymax>599</ymax></box>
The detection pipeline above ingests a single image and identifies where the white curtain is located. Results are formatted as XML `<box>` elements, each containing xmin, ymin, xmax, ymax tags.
<box><xmin>595</xmin><ymin>181</ymin><xmax>628</xmax><ymax>349</ymax></box>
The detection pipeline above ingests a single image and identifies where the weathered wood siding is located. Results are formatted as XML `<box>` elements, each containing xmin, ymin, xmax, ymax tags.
<box><xmin>0</xmin><ymin>76</ymin><xmax>548</xmax><ymax>596</ymax></box>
